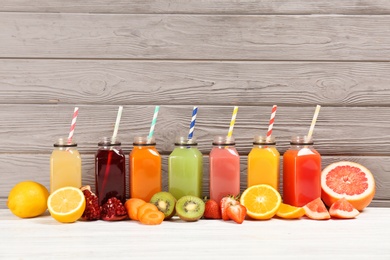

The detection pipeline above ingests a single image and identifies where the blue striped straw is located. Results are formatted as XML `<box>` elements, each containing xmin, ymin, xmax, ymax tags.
<box><xmin>188</xmin><ymin>106</ymin><xmax>198</xmax><ymax>140</ymax></box>
<box><xmin>148</xmin><ymin>106</ymin><xmax>160</xmax><ymax>141</ymax></box>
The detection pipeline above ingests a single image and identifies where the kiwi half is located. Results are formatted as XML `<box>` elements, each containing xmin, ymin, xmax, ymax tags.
<box><xmin>150</xmin><ymin>191</ymin><xmax>176</xmax><ymax>220</ymax></box>
<box><xmin>175</xmin><ymin>195</ymin><xmax>205</xmax><ymax>221</ymax></box>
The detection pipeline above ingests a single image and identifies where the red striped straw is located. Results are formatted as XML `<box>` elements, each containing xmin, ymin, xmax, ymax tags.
<box><xmin>67</xmin><ymin>107</ymin><xmax>79</xmax><ymax>144</ymax></box>
<box><xmin>266</xmin><ymin>105</ymin><xmax>277</xmax><ymax>142</ymax></box>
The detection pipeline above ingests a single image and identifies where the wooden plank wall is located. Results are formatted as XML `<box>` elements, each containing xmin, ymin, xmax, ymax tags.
<box><xmin>1</xmin><ymin>0</ymin><xmax>390</xmax><ymax>208</ymax></box>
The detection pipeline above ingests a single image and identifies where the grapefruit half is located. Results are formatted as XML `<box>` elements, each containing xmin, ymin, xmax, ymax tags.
<box><xmin>321</xmin><ymin>161</ymin><xmax>375</xmax><ymax>211</ymax></box>
<box><xmin>329</xmin><ymin>198</ymin><xmax>359</xmax><ymax>219</ymax></box>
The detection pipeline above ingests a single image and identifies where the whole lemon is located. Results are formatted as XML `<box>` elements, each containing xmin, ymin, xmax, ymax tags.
<box><xmin>7</xmin><ymin>181</ymin><xmax>49</xmax><ymax>218</ymax></box>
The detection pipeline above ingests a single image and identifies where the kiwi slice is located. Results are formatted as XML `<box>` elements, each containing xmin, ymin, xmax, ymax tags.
<box><xmin>175</xmin><ymin>195</ymin><xmax>205</xmax><ymax>222</ymax></box>
<box><xmin>150</xmin><ymin>191</ymin><xmax>176</xmax><ymax>220</ymax></box>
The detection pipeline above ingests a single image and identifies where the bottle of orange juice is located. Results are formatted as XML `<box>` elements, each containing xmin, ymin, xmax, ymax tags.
<box><xmin>283</xmin><ymin>136</ymin><xmax>321</xmax><ymax>207</ymax></box>
<box><xmin>247</xmin><ymin>136</ymin><xmax>280</xmax><ymax>191</ymax></box>
<box><xmin>130</xmin><ymin>136</ymin><xmax>161</xmax><ymax>201</ymax></box>
<box><xmin>50</xmin><ymin>138</ymin><xmax>82</xmax><ymax>193</ymax></box>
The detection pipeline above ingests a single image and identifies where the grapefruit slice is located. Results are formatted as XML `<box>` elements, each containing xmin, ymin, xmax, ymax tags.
<box><xmin>303</xmin><ymin>198</ymin><xmax>330</xmax><ymax>220</ymax></box>
<box><xmin>329</xmin><ymin>198</ymin><xmax>359</xmax><ymax>219</ymax></box>
<box><xmin>321</xmin><ymin>161</ymin><xmax>375</xmax><ymax>211</ymax></box>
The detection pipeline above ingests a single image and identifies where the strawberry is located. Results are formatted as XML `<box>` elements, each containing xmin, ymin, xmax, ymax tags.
<box><xmin>204</xmin><ymin>199</ymin><xmax>222</xmax><ymax>219</ymax></box>
<box><xmin>220</xmin><ymin>195</ymin><xmax>239</xmax><ymax>221</ymax></box>
<box><xmin>226</xmin><ymin>204</ymin><xmax>247</xmax><ymax>224</ymax></box>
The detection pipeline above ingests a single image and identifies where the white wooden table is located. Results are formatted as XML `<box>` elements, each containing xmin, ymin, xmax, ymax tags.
<box><xmin>1</xmin><ymin>208</ymin><xmax>389</xmax><ymax>259</ymax></box>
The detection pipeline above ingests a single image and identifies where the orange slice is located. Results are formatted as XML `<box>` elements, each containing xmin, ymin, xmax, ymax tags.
<box><xmin>47</xmin><ymin>186</ymin><xmax>86</xmax><ymax>223</ymax></box>
<box><xmin>276</xmin><ymin>203</ymin><xmax>305</xmax><ymax>219</ymax></box>
<box><xmin>240</xmin><ymin>184</ymin><xmax>281</xmax><ymax>220</ymax></box>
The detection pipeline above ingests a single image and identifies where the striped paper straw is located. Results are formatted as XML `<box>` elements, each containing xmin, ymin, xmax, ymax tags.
<box><xmin>188</xmin><ymin>106</ymin><xmax>198</xmax><ymax>140</ymax></box>
<box><xmin>307</xmin><ymin>105</ymin><xmax>321</xmax><ymax>141</ymax></box>
<box><xmin>67</xmin><ymin>107</ymin><xmax>79</xmax><ymax>144</ymax></box>
<box><xmin>148</xmin><ymin>106</ymin><xmax>160</xmax><ymax>141</ymax></box>
<box><xmin>111</xmin><ymin>106</ymin><xmax>123</xmax><ymax>143</ymax></box>
<box><xmin>227</xmin><ymin>106</ymin><xmax>239</xmax><ymax>138</ymax></box>
<box><xmin>266</xmin><ymin>105</ymin><xmax>277</xmax><ymax>142</ymax></box>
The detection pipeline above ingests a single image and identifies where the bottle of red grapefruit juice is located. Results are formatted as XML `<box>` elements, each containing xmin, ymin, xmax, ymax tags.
<box><xmin>95</xmin><ymin>137</ymin><xmax>126</xmax><ymax>206</ymax></box>
<box><xmin>209</xmin><ymin>136</ymin><xmax>240</xmax><ymax>202</ymax></box>
<box><xmin>283</xmin><ymin>136</ymin><xmax>321</xmax><ymax>207</ymax></box>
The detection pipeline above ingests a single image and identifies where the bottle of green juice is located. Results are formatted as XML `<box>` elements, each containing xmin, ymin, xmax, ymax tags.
<box><xmin>168</xmin><ymin>137</ymin><xmax>203</xmax><ymax>200</ymax></box>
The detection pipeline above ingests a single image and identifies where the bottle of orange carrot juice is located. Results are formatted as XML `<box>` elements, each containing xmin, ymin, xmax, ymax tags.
<box><xmin>130</xmin><ymin>136</ymin><xmax>161</xmax><ymax>201</ymax></box>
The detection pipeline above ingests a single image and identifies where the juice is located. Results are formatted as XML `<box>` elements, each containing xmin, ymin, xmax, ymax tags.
<box><xmin>247</xmin><ymin>136</ymin><xmax>280</xmax><ymax>190</ymax></box>
<box><xmin>283</xmin><ymin>136</ymin><xmax>321</xmax><ymax>207</ymax></box>
<box><xmin>130</xmin><ymin>136</ymin><xmax>161</xmax><ymax>201</ymax></box>
<box><xmin>95</xmin><ymin>137</ymin><xmax>126</xmax><ymax>205</ymax></box>
<box><xmin>50</xmin><ymin>138</ymin><xmax>82</xmax><ymax>193</ymax></box>
<box><xmin>168</xmin><ymin>137</ymin><xmax>203</xmax><ymax>200</ymax></box>
<box><xmin>209</xmin><ymin>136</ymin><xmax>240</xmax><ymax>202</ymax></box>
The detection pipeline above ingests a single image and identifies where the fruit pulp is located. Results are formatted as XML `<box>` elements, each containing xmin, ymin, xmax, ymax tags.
<box><xmin>283</xmin><ymin>148</ymin><xmax>321</xmax><ymax>207</ymax></box>
<box><xmin>247</xmin><ymin>146</ymin><xmax>280</xmax><ymax>190</ymax></box>
<box><xmin>95</xmin><ymin>148</ymin><xmax>126</xmax><ymax>206</ymax></box>
<box><xmin>50</xmin><ymin>149</ymin><xmax>81</xmax><ymax>193</ymax></box>
<box><xmin>209</xmin><ymin>146</ymin><xmax>240</xmax><ymax>203</ymax></box>
<box><xmin>168</xmin><ymin>146</ymin><xmax>203</xmax><ymax>200</ymax></box>
<box><xmin>130</xmin><ymin>145</ymin><xmax>162</xmax><ymax>201</ymax></box>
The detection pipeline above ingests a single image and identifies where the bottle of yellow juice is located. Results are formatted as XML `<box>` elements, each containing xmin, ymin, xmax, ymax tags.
<box><xmin>50</xmin><ymin>138</ymin><xmax>82</xmax><ymax>193</ymax></box>
<box><xmin>247</xmin><ymin>136</ymin><xmax>280</xmax><ymax>191</ymax></box>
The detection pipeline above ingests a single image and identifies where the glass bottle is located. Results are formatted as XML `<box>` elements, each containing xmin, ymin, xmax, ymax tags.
<box><xmin>247</xmin><ymin>136</ymin><xmax>280</xmax><ymax>191</ymax></box>
<box><xmin>283</xmin><ymin>136</ymin><xmax>321</xmax><ymax>207</ymax></box>
<box><xmin>50</xmin><ymin>138</ymin><xmax>82</xmax><ymax>193</ymax></box>
<box><xmin>95</xmin><ymin>137</ymin><xmax>126</xmax><ymax>206</ymax></box>
<box><xmin>168</xmin><ymin>137</ymin><xmax>203</xmax><ymax>200</ymax></box>
<box><xmin>130</xmin><ymin>136</ymin><xmax>161</xmax><ymax>201</ymax></box>
<box><xmin>209</xmin><ymin>136</ymin><xmax>240</xmax><ymax>202</ymax></box>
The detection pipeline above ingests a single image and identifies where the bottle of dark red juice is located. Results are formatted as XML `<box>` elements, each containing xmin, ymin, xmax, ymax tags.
<box><xmin>95</xmin><ymin>137</ymin><xmax>126</xmax><ymax>206</ymax></box>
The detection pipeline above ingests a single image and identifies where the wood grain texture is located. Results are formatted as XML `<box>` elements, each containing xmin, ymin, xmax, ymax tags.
<box><xmin>1</xmin><ymin>60</ymin><xmax>390</xmax><ymax>106</ymax></box>
<box><xmin>1</xmin><ymin>0</ymin><xmax>390</xmax><ymax>14</ymax></box>
<box><xmin>1</xmin><ymin>13</ymin><xmax>390</xmax><ymax>60</ymax></box>
<box><xmin>0</xmin><ymin>104</ymin><xmax>390</xmax><ymax>155</ymax></box>
<box><xmin>0</xmin><ymin>154</ymin><xmax>388</xmax><ymax>208</ymax></box>
<box><xmin>1</xmin><ymin>1</ymin><xmax>390</xmax><ymax>206</ymax></box>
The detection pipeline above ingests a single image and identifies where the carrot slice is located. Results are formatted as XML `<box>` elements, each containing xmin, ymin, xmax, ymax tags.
<box><xmin>139</xmin><ymin>210</ymin><xmax>165</xmax><ymax>225</ymax></box>
<box><xmin>137</xmin><ymin>203</ymin><xmax>159</xmax><ymax>220</ymax></box>
<box><xmin>125</xmin><ymin>198</ymin><xmax>146</xmax><ymax>220</ymax></box>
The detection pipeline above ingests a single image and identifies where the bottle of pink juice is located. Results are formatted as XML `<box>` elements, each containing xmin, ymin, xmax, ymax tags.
<box><xmin>209</xmin><ymin>136</ymin><xmax>240</xmax><ymax>202</ymax></box>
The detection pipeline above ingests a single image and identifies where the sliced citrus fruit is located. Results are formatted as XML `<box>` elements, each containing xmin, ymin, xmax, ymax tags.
<box><xmin>240</xmin><ymin>184</ymin><xmax>281</xmax><ymax>220</ymax></box>
<box><xmin>276</xmin><ymin>203</ymin><xmax>305</xmax><ymax>219</ymax></box>
<box><xmin>321</xmin><ymin>161</ymin><xmax>375</xmax><ymax>211</ymax></box>
<box><xmin>47</xmin><ymin>186</ymin><xmax>86</xmax><ymax>223</ymax></box>
<box><xmin>303</xmin><ymin>197</ymin><xmax>330</xmax><ymax>220</ymax></box>
<box><xmin>329</xmin><ymin>198</ymin><xmax>359</xmax><ymax>219</ymax></box>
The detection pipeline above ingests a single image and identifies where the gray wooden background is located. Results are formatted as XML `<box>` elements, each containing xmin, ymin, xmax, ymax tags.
<box><xmin>1</xmin><ymin>0</ymin><xmax>389</xmax><ymax>208</ymax></box>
